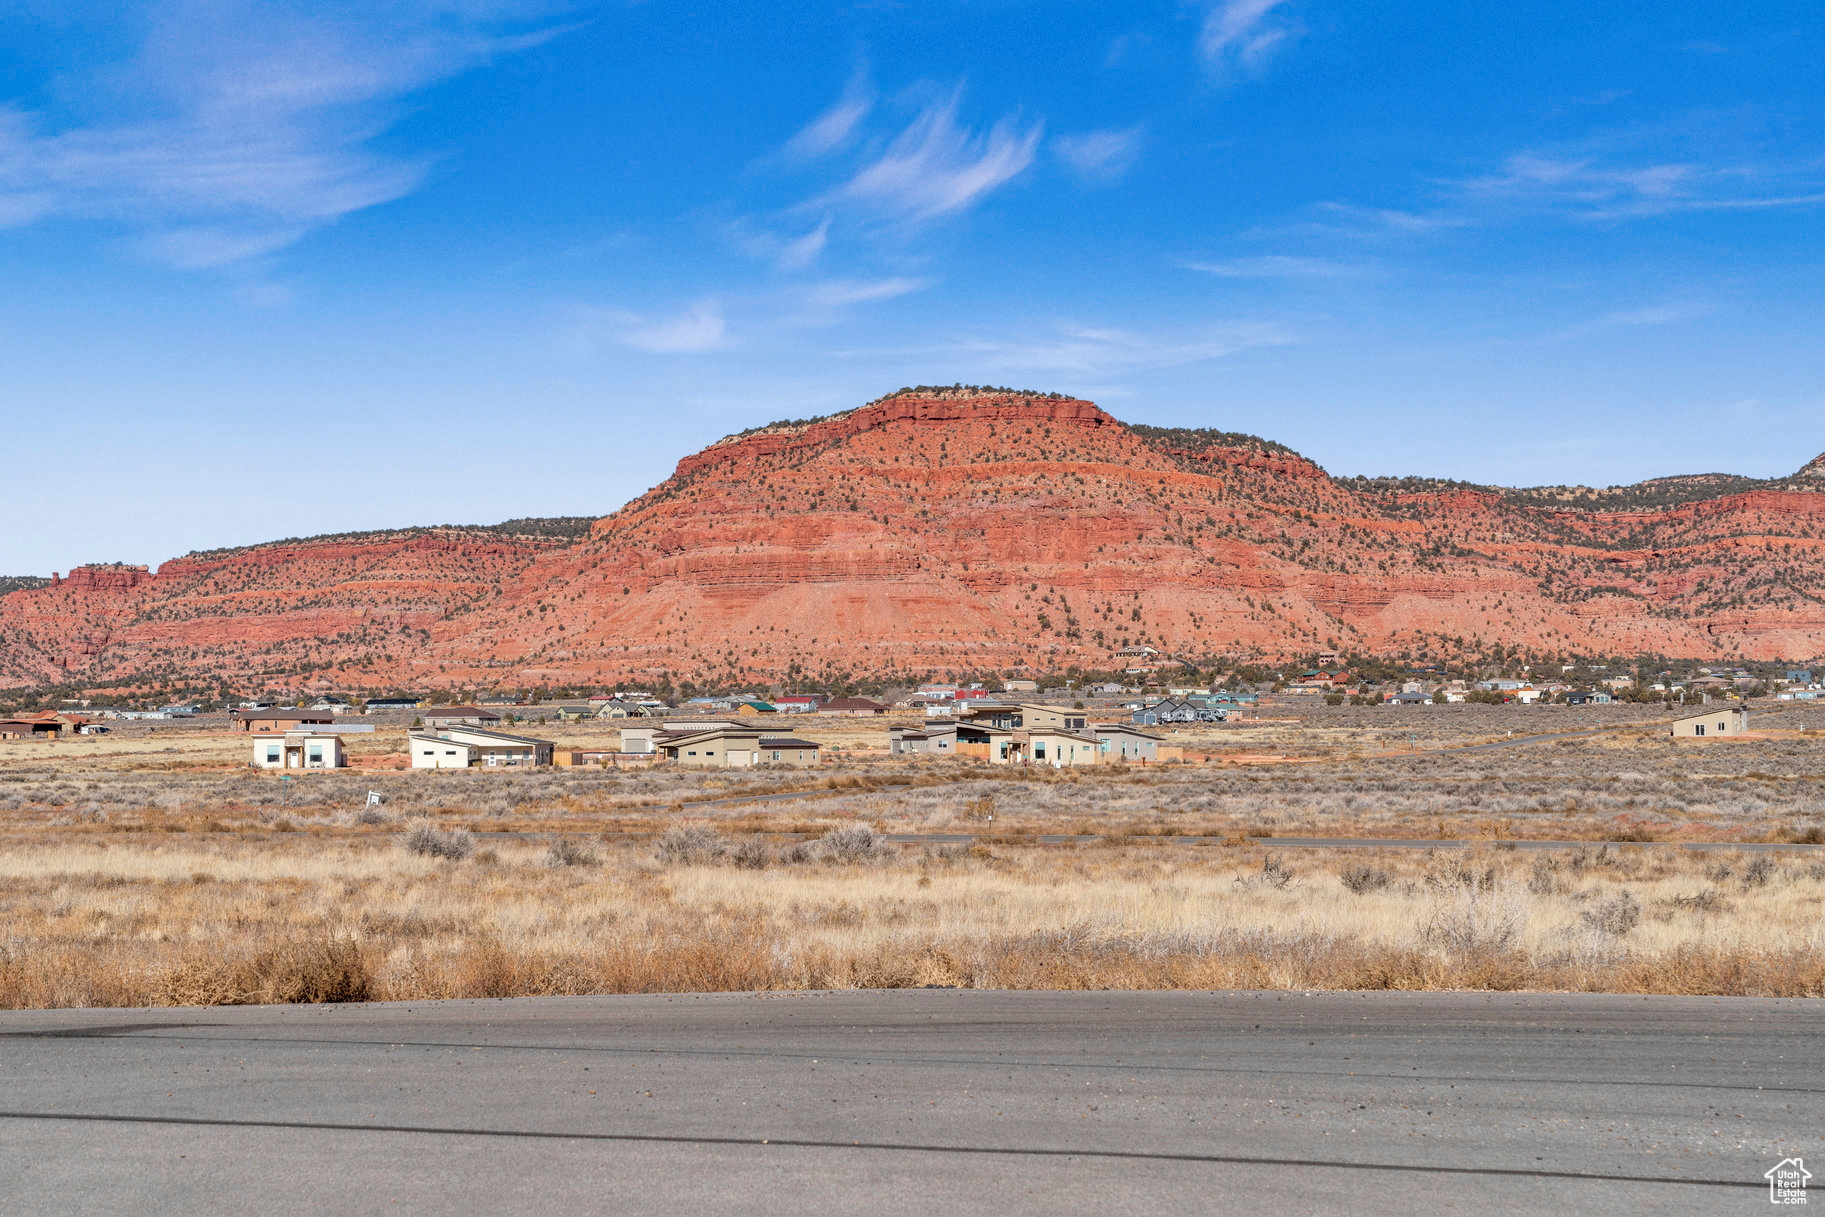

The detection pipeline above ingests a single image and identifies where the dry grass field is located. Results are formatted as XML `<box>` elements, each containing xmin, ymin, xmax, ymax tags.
<box><xmin>2</xmin><ymin>702</ymin><xmax>1822</xmax><ymax>1008</ymax></box>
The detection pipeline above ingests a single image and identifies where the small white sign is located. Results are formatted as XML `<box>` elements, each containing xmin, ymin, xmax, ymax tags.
<box><xmin>366</xmin><ymin>791</ymin><xmax>383</xmax><ymax>808</ymax></box>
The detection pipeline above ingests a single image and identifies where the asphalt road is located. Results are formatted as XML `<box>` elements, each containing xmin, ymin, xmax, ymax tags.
<box><xmin>1</xmin><ymin>991</ymin><xmax>1815</xmax><ymax>1216</ymax></box>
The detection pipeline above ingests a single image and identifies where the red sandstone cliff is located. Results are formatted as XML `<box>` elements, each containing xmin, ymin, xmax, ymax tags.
<box><xmin>3</xmin><ymin>389</ymin><xmax>1824</xmax><ymax>691</ymax></box>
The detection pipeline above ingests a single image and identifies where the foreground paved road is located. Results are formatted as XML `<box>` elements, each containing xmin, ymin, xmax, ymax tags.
<box><xmin>1</xmin><ymin>991</ymin><xmax>1815</xmax><ymax>1216</ymax></box>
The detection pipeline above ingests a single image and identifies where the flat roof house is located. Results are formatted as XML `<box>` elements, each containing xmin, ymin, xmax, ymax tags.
<box><xmin>1092</xmin><ymin>723</ymin><xmax>1169</xmax><ymax>762</ymax></box>
<box><xmin>657</xmin><ymin>726</ymin><xmax>820</xmax><ymax>768</ymax></box>
<box><xmin>231</xmin><ymin>709</ymin><xmax>336</xmax><ymax>734</ymax></box>
<box><xmin>961</xmin><ymin>703</ymin><xmax>1090</xmax><ymax>732</ymax></box>
<box><xmin>364</xmin><ymin>697</ymin><xmax>422</xmax><ymax>712</ymax></box>
<box><xmin>409</xmin><ymin>726</ymin><xmax>555</xmax><ymax>768</ymax></box>
<box><xmin>420</xmin><ymin>706</ymin><xmax>501</xmax><ymax>727</ymax></box>
<box><xmin>1025</xmin><ymin>727</ymin><xmax>1102</xmax><ymax>768</ymax></box>
<box><xmin>890</xmin><ymin>723</ymin><xmax>959</xmax><ymax>756</ymax></box>
<box><xmin>819</xmin><ymin>697</ymin><xmax>887</xmax><ymax>716</ymax></box>
<box><xmin>1672</xmin><ymin>709</ymin><xmax>1749</xmax><ymax>739</ymax></box>
<box><xmin>251</xmin><ymin>731</ymin><xmax>347</xmax><ymax>770</ymax></box>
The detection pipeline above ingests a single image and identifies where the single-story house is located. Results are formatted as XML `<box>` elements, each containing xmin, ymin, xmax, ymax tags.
<box><xmin>364</xmin><ymin>697</ymin><xmax>422</xmax><ymax>713</ymax></box>
<box><xmin>251</xmin><ymin>731</ymin><xmax>347</xmax><ymax>770</ymax></box>
<box><xmin>0</xmin><ymin>717</ymin><xmax>71</xmax><ymax>740</ymax></box>
<box><xmin>890</xmin><ymin>723</ymin><xmax>959</xmax><ymax>755</ymax></box>
<box><xmin>1672</xmin><ymin>710</ymin><xmax>1749</xmax><ymax>740</ymax></box>
<box><xmin>1388</xmin><ymin>691</ymin><xmax>1431</xmax><ymax>706</ymax></box>
<box><xmin>409</xmin><ymin>726</ymin><xmax>555</xmax><ymax>768</ymax></box>
<box><xmin>1564</xmin><ymin>691</ymin><xmax>1613</xmax><ymax>706</ymax></box>
<box><xmin>420</xmin><ymin>706</ymin><xmax>501</xmax><ymax>727</ymax></box>
<box><xmin>657</xmin><ymin>725</ymin><xmax>820</xmax><ymax>768</ymax></box>
<box><xmin>1092</xmin><ymin>723</ymin><xmax>1169</xmax><ymax>762</ymax></box>
<box><xmin>1025</xmin><ymin>727</ymin><xmax>1102</xmax><ymax>767</ymax></box>
<box><xmin>551</xmin><ymin>704</ymin><xmax>597</xmax><ymax>722</ymax></box>
<box><xmin>593</xmin><ymin>699</ymin><xmax>650</xmax><ymax>718</ymax></box>
<box><xmin>820</xmin><ymin>697</ymin><xmax>887</xmax><ymax>716</ymax></box>
<box><xmin>735</xmin><ymin>700</ymin><xmax>778</xmax><ymax>716</ymax></box>
<box><xmin>1002</xmin><ymin>679</ymin><xmax>1039</xmax><ymax>694</ymax></box>
<box><xmin>772</xmin><ymin>695</ymin><xmax>823</xmax><ymax>714</ymax></box>
<box><xmin>231</xmin><ymin>709</ymin><xmax>336</xmax><ymax>734</ymax></box>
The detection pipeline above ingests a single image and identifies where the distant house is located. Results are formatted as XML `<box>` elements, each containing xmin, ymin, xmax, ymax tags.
<box><xmin>656</xmin><ymin>725</ymin><xmax>820</xmax><ymax>768</ymax></box>
<box><xmin>1025</xmin><ymin>727</ymin><xmax>1102</xmax><ymax>768</ymax></box>
<box><xmin>773</xmin><ymin>695</ymin><xmax>824</xmax><ymax>713</ymax></box>
<box><xmin>252</xmin><ymin>731</ymin><xmax>347</xmax><ymax>770</ymax></box>
<box><xmin>551</xmin><ymin>704</ymin><xmax>596</xmax><ymax>722</ymax></box>
<box><xmin>1133</xmin><ymin>698</ymin><xmax>1209</xmax><ymax>724</ymax></box>
<box><xmin>1388</xmin><ymin>691</ymin><xmax>1431</xmax><ymax>705</ymax></box>
<box><xmin>1785</xmin><ymin>670</ymin><xmax>1813</xmax><ymax>684</ymax></box>
<box><xmin>1564</xmin><ymin>691</ymin><xmax>1613</xmax><ymax>706</ymax></box>
<box><xmin>363</xmin><ymin>697</ymin><xmax>421</xmax><ymax>713</ymax></box>
<box><xmin>820</xmin><ymin>697</ymin><xmax>887</xmax><ymax>716</ymax></box>
<box><xmin>409</xmin><ymin>726</ymin><xmax>554</xmax><ymax>768</ymax></box>
<box><xmin>1092</xmin><ymin>723</ymin><xmax>1170</xmax><ymax>762</ymax></box>
<box><xmin>960</xmin><ymin>703</ymin><xmax>1090</xmax><ymax>731</ymax></box>
<box><xmin>890</xmin><ymin>723</ymin><xmax>958</xmax><ymax>755</ymax></box>
<box><xmin>308</xmin><ymin>697</ymin><xmax>352</xmax><ymax>715</ymax></box>
<box><xmin>0</xmin><ymin>715</ymin><xmax>75</xmax><ymax>740</ymax></box>
<box><xmin>1002</xmin><ymin>679</ymin><xmax>1039</xmax><ymax>694</ymax></box>
<box><xmin>231</xmin><ymin>709</ymin><xmax>336</xmax><ymax>734</ymax></box>
<box><xmin>735</xmin><ymin>700</ymin><xmax>778</xmax><ymax>716</ymax></box>
<box><xmin>420</xmin><ymin>706</ymin><xmax>501</xmax><ymax>728</ymax></box>
<box><xmin>593</xmin><ymin>699</ymin><xmax>650</xmax><ymax>719</ymax></box>
<box><xmin>1672</xmin><ymin>709</ymin><xmax>1749</xmax><ymax>740</ymax></box>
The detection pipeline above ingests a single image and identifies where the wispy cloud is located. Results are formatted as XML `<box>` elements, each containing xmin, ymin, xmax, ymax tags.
<box><xmin>597</xmin><ymin>301</ymin><xmax>729</xmax><ymax>354</ymax></box>
<box><xmin>1186</xmin><ymin>253</ymin><xmax>1367</xmax><ymax>278</ymax></box>
<box><xmin>1451</xmin><ymin>149</ymin><xmax>1825</xmax><ymax>220</ymax></box>
<box><xmin>0</xmin><ymin>2</ymin><xmax>568</xmax><ymax>269</ymax></box>
<box><xmin>1198</xmin><ymin>0</ymin><xmax>1297</xmax><ymax>75</ymax></box>
<box><xmin>958</xmin><ymin>319</ymin><xmax>1290</xmax><ymax>374</ymax></box>
<box><xmin>1053</xmin><ymin>126</ymin><xmax>1145</xmax><ymax>183</ymax></box>
<box><xmin>802</xmin><ymin>277</ymin><xmax>929</xmax><ymax>309</ymax></box>
<box><xmin>825</xmin><ymin>90</ymin><xmax>1041</xmax><ymax>223</ymax></box>
<box><xmin>1557</xmin><ymin>300</ymin><xmax>1718</xmax><ymax>339</ymax></box>
<box><xmin>783</xmin><ymin>68</ymin><xmax>874</xmax><ymax>161</ymax></box>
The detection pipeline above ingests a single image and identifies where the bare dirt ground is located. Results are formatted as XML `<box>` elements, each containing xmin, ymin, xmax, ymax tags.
<box><xmin>2</xmin><ymin>702</ymin><xmax>1821</xmax><ymax>1007</ymax></box>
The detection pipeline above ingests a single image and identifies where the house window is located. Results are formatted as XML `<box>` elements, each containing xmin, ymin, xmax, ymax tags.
<box><xmin>772</xmin><ymin>751</ymin><xmax>782</xmax><ymax>761</ymax></box>
<box><xmin>308</xmin><ymin>746</ymin><xmax>323</xmax><ymax>764</ymax></box>
<box><xmin>1695</xmin><ymin>725</ymin><xmax>1705</xmax><ymax>736</ymax></box>
<box><xmin>1034</xmin><ymin>742</ymin><xmax>1046</xmax><ymax>759</ymax></box>
<box><xmin>266</xmin><ymin>747</ymin><xmax>280</xmax><ymax>763</ymax></box>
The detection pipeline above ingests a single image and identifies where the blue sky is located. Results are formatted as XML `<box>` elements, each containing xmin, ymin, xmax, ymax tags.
<box><xmin>3</xmin><ymin>1</ymin><xmax>1822</xmax><ymax>574</ymax></box>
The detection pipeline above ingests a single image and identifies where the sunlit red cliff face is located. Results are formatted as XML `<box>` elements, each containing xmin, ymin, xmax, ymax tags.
<box><xmin>4</xmin><ymin>389</ymin><xmax>1825</xmax><ymax>692</ymax></box>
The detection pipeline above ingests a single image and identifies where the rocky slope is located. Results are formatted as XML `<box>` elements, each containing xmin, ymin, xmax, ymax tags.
<box><xmin>4</xmin><ymin>388</ymin><xmax>1823</xmax><ymax>691</ymax></box>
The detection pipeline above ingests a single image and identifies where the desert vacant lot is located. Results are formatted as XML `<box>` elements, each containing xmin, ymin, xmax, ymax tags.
<box><xmin>2</xmin><ymin>703</ymin><xmax>1823</xmax><ymax>1008</ymax></box>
